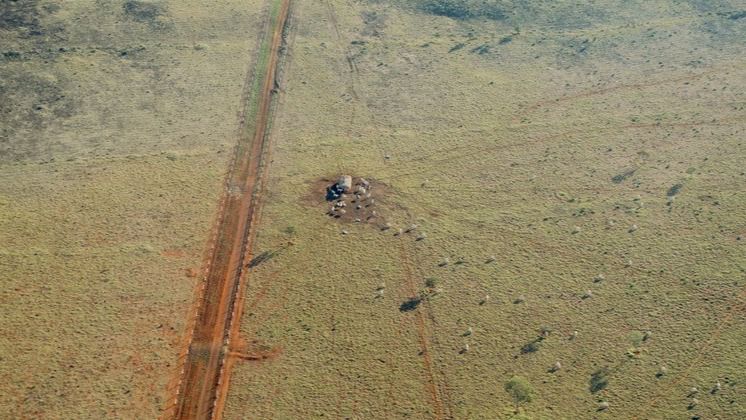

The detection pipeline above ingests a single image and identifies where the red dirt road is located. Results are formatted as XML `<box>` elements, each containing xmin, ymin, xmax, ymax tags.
<box><xmin>168</xmin><ymin>1</ymin><xmax>291</xmax><ymax>419</ymax></box>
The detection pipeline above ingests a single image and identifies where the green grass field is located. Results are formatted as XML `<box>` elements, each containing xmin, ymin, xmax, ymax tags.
<box><xmin>223</xmin><ymin>0</ymin><xmax>745</xmax><ymax>418</ymax></box>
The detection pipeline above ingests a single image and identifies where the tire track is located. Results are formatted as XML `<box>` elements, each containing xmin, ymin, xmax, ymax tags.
<box><xmin>631</xmin><ymin>288</ymin><xmax>746</xmax><ymax>419</ymax></box>
<box><xmin>168</xmin><ymin>1</ymin><xmax>292</xmax><ymax>419</ymax></box>
<box><xmin>398</xmin><ymin>236</ymin><xmax>455</xmax><ymax>420</ymax></box>
<box><xmin>382</xmin><ymin>116</ymin><xmax>745</xmax><ymax>181</ymax></box>
<box><xmin>512</xmin><ymin>66</ymin><xmax>736</xmax><ymax>124</ymax></box>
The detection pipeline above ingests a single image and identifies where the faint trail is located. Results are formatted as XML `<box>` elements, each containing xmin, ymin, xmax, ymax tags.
<box><xmin>512</xmin><ymin>66</ymin><xmax>736</xmax><ymax>123</ymax></box>
<box><xmin>398</xmin><ymin>240</ymin><xmax>450</xmax><ymax>419</ymax></box>
<box><xmin>631</xmin><ymin>288</ymin><xmax>746</xmax><ymax>419</ymax></box>
<box><xmin>382</xmin><ymin>116</ymin><xmax>746</xmax><ymax>181</ymax></box>
<box><xmin>167</xmin><ymin>1</ymin><xmax>292</xmax><ymax>419</ymax></box>
<box><xmin>394</xmin><ymin>210</ymin><xmax>455</xmax><ymax>420</ymax></box>
<box><xmin>324</xmin><ymin>0</ymin><xmax>390</xmax><ymax>165</ymax></box>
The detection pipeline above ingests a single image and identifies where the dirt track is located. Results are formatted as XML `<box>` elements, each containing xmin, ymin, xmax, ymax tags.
<box><xmin>168</xmin><ymin>1</ymin><xmax>291</xmax><ymax>419</ymax></box>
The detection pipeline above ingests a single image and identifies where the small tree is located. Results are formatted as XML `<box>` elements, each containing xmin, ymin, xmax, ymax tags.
<box><xmin>505</xmin><ymin>376</ymin><xmax>534</xmax><ymax>411</ymax></box>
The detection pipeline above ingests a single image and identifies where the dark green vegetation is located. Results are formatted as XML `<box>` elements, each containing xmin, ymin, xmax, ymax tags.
<box><xmin>590</xmin><ymin>367</ymin><xmax>611</xmax><ymax>393</ymax></box>
<box><xmin>505</xmin><ymin>376</ymin><xmax>535</xmax><ymax>408</ymax></box>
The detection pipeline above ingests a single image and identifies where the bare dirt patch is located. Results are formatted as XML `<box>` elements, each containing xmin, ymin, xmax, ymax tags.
<box><xmin>308</xmin><ymin>175</ymin><xmax>391</xmax><ymax>228</ymax></box>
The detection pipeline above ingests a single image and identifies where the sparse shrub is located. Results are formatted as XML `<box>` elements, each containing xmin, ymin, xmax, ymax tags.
<box><xmin>417</xmin><ymin>0</ymin><xmax>507</xmax><ymax>21</ymax></box>
<box><xmin>505</xmin><ymin>376</ymin><xmax>535</xmax><ymax>410</ymax></box>
<box><xmin>283</xmin><ymin>225</ymin><xmax>297</xmax><ymax>236</ymax></box>
<box><xmin>667</xmin><ymin>183</ymin><xmax>683</xmax><ymax>197</ymax></box>
<box><xmin>399</xmin><ymin>297</ymin><xmax>422</xmax><ymax>312</ymax></box>
<box><xmin>248</xmin><ymin>250</ymin><xmax>276</xmax><ymax>268</ymax></box>
<box><xmin>520</xmin><ymin>338</ymin><xmax>542</xmax><ymax>354</ymax></box>
<box><xmin>629</xmin><ymin>331</ymin><xmax>645</xmax><ymax>346</ymax></box>
<box><xmin>425</xmin><ymin>277</ymin><xmax>439</xmax><ymax>289</ymax></box>
<box><xmin>612</xmin><ymin>168</ymin><xmax>636</xmax><ymax>184</ymax></box>
<box><xmin>590</xmin><ymin>367</ymin><xmax>610</xmax><ymax>393</ymax></box>
<box><xmin>448</xmin><ymin>43</ymin><xmax>465</xmax><ymax>53</ymax></box>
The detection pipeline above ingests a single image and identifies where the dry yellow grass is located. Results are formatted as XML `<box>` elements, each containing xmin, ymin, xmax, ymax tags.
<box><xmin>223</xmin><ymin>0</ymin><xmax>745</xmax><ymax>418</ymax></box>
<box><xmin>2</xmin><ymin>0</ymin><xmax>744</xmax><ymax>418</ymax></box>
<box><xmin>0</xmin><ymin>0</ymin><xmax>266</xmax><ymax>417</ymax></box>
